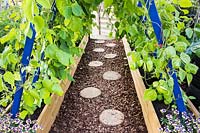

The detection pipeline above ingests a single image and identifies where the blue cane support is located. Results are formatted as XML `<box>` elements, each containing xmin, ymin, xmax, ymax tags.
<box><xmin>144</xmin><ymin>0</ymin><xmax>186</xmax><ymax>112</ymax></box>
<box><xmin>11</xmin><ymin>23</ymin><xmax>36</xmax><ymax>118</ymax></box>
<box><xmin>32</xmin><ymin>52</ymin><xmax>44</xmax><ymax>83</ymax></box>
<box><xmin>32</xmin><ymin>0</ymin><xmax>57</xmax><ymax>84</ymax></box>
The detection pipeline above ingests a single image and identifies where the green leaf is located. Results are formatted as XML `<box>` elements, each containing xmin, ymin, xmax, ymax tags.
<box><xmin>137</xmin><ymin>60</ymin><xmax>144</xmax><ymax>67</ymax></box>
<box><xmin>19</xmin><ymin>110</ymin><xmax>28</xmax><ymax>119</ymax></box>
<box><xmin>165</xmin><ymin>46</ymin><xmax>176</xmax><ymax>58</ymax></box>
<box><xmin>69</xmin><ymin>17</ymin><xmax>82</xmax><ymax>32</ymax></box>
<box><xmin>67</xmin><ymin>73</ymin><xmax>75</xmax><ymax>82</ymax></box>
<box><xmin>56</xmin><ymin>50</ymin><xmax>72</xmax><ymax>66</ymax></box>
<box><xmin>156</xmin><ymin>86</ymin><xmax>168</xmax><ymax>94</ymax></box>
<box><xmin>29</xmin><ymin>89</ymin><xmax>40</xmax><ymax>100</ymax></box>
<box><xmin>175</xmin><ymin>42</ymin><xmax>187</xmax><ymax>52</ymax></box>
<box><xmin>33</xmin><ymin>16</ymin><xmax>45</xmax><ymax>33</ymax></box>
<box><xmin>36</xmin><ymin>0</ymin><xmax>51</xmax><ymax>9</ymax></box>
<box><xmin>147</xmin><ymin>60</ymin><xmax>153</xmax><ymax>72</ymax></box>
<box><xmin>56</xmin><ymin>0</ymin><xmax>68</xmax><ymax>17</ymax></box>
<box><xmin>153</xmin><ymin>81</ymin><xmax>159</xmax><ymax>88</ymax></box>
<box><xmin>177</xmin><ymin>22</ymin><xmax>185</xmax><ymax>31</ymax></box>
<box><xmin>131</xmin><ymin>51</ymin><xmax>140</xmax><ymax>62</ymax></box>
<box><xmin>44</xmin><ymin>96</ymin><xmax>51</xmax><ymax>104</ymax></box>
<box><xmin>179</xmin><ymin>0</ymin><xmax>192</xmax><ymax>8</ymax></box>
<box><xmin>1</xmin><ymin>99</ymin><xmax>8</xmax><ymax>107</ymax></box>
<box><xmin>180</xmin><ymin>52</ymin><xmax>191</xmax><ymax>64</ymax></box>
<box><xmin>181</xmin><ymin>9</ymin><xmax>189</xmax><ymax>15</ymax></box>
<box><xmin>64</xmin><ymin>6</ymin><xmax>72</xmax><ymax>19</ymax></box>
<box><xmin>179</xmin><ymin>68</ymin><xmax>186</xmax><ymax>82</ymax></box>
<box><xmin>164</xmin><ymin>97</ymin><xmax>173</xmax><ymax>105</ymax></box>
<box><xmin>188</xmin><ymin>96</ymin><xmax>196</xmax><ymax>100</ymax></box>
<box><xmin>22</xmin><ymin>0</ymin><xmax>34</xmax><ymax>21</ymax></box>
<box><xmin>168</xmin><ymin>77</ymin><xmax>174</xmax><ymax>89</ymax></box>
<box><xmin>172</xmin><ymin>57</ymin><xmax>181</xmax><ymax>69</ymax></box>
<box><xmin>8</xmin><ymin>54</ymin><xmax>18</xmax><ymax>64</ymax></box>
<box><xmin>187</xmin><ymin>73</ymin><xmax>193</xmax><ymax>85</ymax></box>
<box><xmin>185</xmin><ymin>63</ymin><xmax>199</xmax><ymax>74</ymax></box>
<box><xmin>3</xmin><ymin>71</ymin><xmax>15</xmax><ymax>87</ymax></box>
<box><xmin>23</xmin><ymin>93</ymin><xmax>34</xmax><ymax>107</ymax></box>
<box><xmin>59</xmin><ymin>69</ymin><xmax>67</xmax><ymax>80</ymax></box>
<box><xmin>45</xmin><ymin>44</ymin><xmax>59</xmax><ymax>59</ymax></box>
<box><xmin>157</xmin><ymin>94</ymin><xmax>163</xmax><ymax>101</ymax></box>
<box><xmin>64</xmin><ymin>19</ymin><xmax>71</xmax><ymax>26</ymax></box>
<box><xmin>0</xmin><ymin>28</ymin><xmax>17</xmax><ymax>44</ymax></box>
<box><xmin>72</xmin><ymin>2</ymin><xmax>84</xmax><ymax>17</ymax></box>
<box><xmin>42</xmin><ymin>79</ymin><xmax>54</xmax><ymax>92</ymax></box>
<box><xmin>144</xmin><ymin>88</ymin><xmax>157</xmax><ymax>101</ymax></box>
<box><xmin>40</xmin><ymin>88</ymin><xmax>50</xmax><ymax>99</ymax></box>
<box><xmin>84</xmin><ymin>0</ymin><xmax>95</xmax><ymax>4</ymax></box>
<box><xmin>0</xmin><ymin>76</ymin><xmax>3</xmax><ymax>92</ymax></box>
<box><xmin>185</xmin><ymin>28</ymin><xmax>193</xmax><ymax>38</ymax></box>
<box><xmin>52</xmin><ymin>84</ymin><xmax>63</xmax><ymax>96</ymax></box>
<box><xmin>130</xmin><ymin>62</ymin><xmax>137</xmax><ymax>70</ymax></box>
<box><xmin>104</xmin><ymin>0</ymin><xmax>113</xmax><ymax>8</ymax></box>
<box><xmin>178</xmin><ymin>35</ymin><xmax>190</xmax><ymax>45</ymax></box>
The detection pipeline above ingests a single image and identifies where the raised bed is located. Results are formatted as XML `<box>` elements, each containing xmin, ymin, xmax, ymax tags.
<box><xmin>36</xmin><ymin>35</ymin><xmax>89</xmax><ymax>133</ymax></box>
<box><xmin>122</xmin><ymin>37</ymin><xmax>200</xmax><ymax>133</ymax></box>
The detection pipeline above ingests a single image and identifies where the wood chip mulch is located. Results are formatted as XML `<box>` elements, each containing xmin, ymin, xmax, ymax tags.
<box><xmin>50</xmin><ymin>39</ymin><xmax>147</xmax><ymax>133</ymax></box>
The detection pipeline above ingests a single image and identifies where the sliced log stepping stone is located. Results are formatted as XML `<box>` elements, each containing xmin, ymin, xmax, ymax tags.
<box><xmin>104</xmin><ymin>53</ymin><xmax>117</xmax><ymax>59</ymax></box>
<box><xmin>93</xmin><ymin>48</ymin><xmax>105</xmax><ymax>53</ymax></box>
<box><xmin>99</xmin><ymin>109</ymin><xmax>124</xmax><ymax>126</ymax></box>
<box><xmin>103</xmin><ymin>71</ymin><xmax>121</xmax><ymax>80</ymax></box>
<box><xmin>88</xmin><ymin>61</ymin><xmax>103</xmax><ymax>67</ymax></box>
<box><xmin>105</xmin><ymin>43</ymin><xmax>116</xmax><ymax>47</ymax></box>
<box><xmin>80</xmin><ymin>87</ymin><xmax>101</xmax><ymax>99</ymax></box>
<box><xmin>95</xmin><ymin>40</ymin><xmax>105</xmax><ymax>44</ymax></box>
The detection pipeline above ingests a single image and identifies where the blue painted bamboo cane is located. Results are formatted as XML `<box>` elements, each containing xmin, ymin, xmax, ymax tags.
<box><xmin>144</xmin><ymin>0</ymin><xmax>186</xmax><ymax>112</ymax></box>
<box><xmin>11</xmin><ymin>23</ymin><xmax>36</xmax><ymax>118</ymax></box>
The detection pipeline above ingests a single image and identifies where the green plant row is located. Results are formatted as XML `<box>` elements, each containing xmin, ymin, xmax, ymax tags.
<box><xmin>0</xmin><ymin>0</ymin><xmax>102</xmax><ymax>119</ymax></box>
<box><xmin>107</xmin><ymin>0</ymin><xmax>199</xmax><ymax>105</ymax></box>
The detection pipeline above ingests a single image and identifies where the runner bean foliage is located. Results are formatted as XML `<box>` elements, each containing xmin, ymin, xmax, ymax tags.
<box><xmin>105</xmin><ymin>0</ymin><xmax>200</xmax><ymax>105</ymax></box>
<box><xmin>0</xmin><ymin>0</ymin><xmax>102</xmax><ymax>118</ymax></box>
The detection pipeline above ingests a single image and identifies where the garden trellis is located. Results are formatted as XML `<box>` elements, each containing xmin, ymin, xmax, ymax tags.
<box><xmin>142</xmin><ymin>0</ymin><xmax>187</xmax><ymax>113</ymax></box>
<box><xmin>11</xmin><ymin>23</ymin><xmax>36</xmax><ymax>118</ymax></box>
<box><xmin>9</xmin><ymin>0</ymin><xmax>188</xmax><ymax>118</ymax></box>
<box><xmin>11</xmin><ymin>1</ymin><xmax>57</xmax><ymax>118</ymax></box>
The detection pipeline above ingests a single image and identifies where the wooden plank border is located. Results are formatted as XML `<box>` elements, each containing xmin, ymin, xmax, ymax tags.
<box><xmin>122</xmin><ymin>37</ymin><xmax>161</xmax><ymax>133</ymax></box>
<box><xmin>37</xmin><ymin>35</ymin><xmax>89</xmax><ymax>133</ymax></box>
<box><xmin>122</xmin><ymin>37</ymin><xmax>200</xmax><ymax>133</ymax></box>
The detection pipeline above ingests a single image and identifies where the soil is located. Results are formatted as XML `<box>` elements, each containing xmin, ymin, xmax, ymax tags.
<box><xmin>50</xmin><ymin>39</ymin><xmax>147</xmax><ymax>133</ymax></box>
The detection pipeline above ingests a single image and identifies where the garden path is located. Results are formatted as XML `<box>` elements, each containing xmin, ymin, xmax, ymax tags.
<box><xmin>50</xmin><ymin>39</ymin><xmax>147</xmax><ymax>133</ymax></box>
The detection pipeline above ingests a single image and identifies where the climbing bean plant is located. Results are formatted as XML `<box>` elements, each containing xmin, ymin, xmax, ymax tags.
<box><xmin>106</xmin><ymin>0</ymin><xmax>199</xmax><ymax>105</ymax></box>
<box><xmin>0</xmin><ymin>0</ymin><xmax>102</xmax><ymax>118</ymax></box>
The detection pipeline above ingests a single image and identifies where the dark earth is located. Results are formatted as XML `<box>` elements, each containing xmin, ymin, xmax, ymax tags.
<box><xmin>50</xmin><ymin>39</ymin><xmax>147</xmax><ymax>133</ymax></box>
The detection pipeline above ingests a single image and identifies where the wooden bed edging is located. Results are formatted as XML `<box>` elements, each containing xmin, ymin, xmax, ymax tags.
<box><xmin>122</xmin><ymin>37</ymin><xmax>161</xmax><ymax>133</ymax></box>
<box><xmin>122</xmin><ymin>37</ymin><xmax>200</xmax><ymax>133</ymax></box>
<box><xmin>37</xmin><ymin>35</ymin><xmax>89</xmax><ymax>133</ymax></box>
